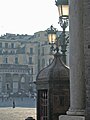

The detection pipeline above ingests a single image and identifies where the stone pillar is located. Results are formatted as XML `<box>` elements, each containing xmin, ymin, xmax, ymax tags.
<box><xmin>83</xmin><ymin>0</ymin><xmax>90</xmax><ymax>119</ymax></box>
<box><xmin>67</xmin><ymin>0</ymin><xmax>85</xmax><ymax>116</ymax></box>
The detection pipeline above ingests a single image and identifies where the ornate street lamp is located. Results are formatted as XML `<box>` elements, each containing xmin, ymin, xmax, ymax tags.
<box><xmin>55</xmin><ymin>0</ymin><xmax>69</xmax><ymax>29</ymax></box>
<box><xmin>47</xmin><ymin>25</ymin><xmax>60</xmax><ymax>53</ymax></box>
<box><xmin>47</xmin><ymin>25</ymin><xmax>57</xmax><ymax>52</ymax></box>
<box><xmin>55</xmin><ymin>0</ymin><xmax>69</xmax><ymax>64</ymax></box>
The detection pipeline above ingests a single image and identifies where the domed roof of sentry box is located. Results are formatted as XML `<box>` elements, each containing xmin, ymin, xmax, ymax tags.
<box><xmin>36</xmin><ymin>52</ymin><xmax>69</xmax><ymax>82</ymax></box>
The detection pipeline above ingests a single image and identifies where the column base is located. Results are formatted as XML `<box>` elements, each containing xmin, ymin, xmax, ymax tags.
<box><xmin>66</xmin><ymin>108</ymin><xmax>85</xmax><ymax>116</ymax></box>
<box><xmin>59</xmin><ymin>115</ymin><xmax>85</xmax><ymax>120</ymax></box>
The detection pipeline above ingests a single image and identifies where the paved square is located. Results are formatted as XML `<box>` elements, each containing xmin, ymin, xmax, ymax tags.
<box><xmin>0</xmin><ymin>107</ymin><xmax>36</xmax><ymax>120</ymax></box>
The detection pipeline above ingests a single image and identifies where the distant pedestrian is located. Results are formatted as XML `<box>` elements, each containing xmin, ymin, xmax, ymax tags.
<box><xmin>13</xmin><ymin>100</ymin><xmax>15</xmax><ymax>108</ymax></box>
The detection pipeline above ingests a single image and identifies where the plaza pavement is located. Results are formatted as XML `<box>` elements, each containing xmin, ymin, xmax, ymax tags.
<box><xmin>0</xmin><ymin>107</ymin><xmax>36</xmax><ymax>120</ymax></box>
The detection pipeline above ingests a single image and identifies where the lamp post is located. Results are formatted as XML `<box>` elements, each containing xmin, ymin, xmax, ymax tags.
<box><xmin>55</xmin><ymin>0</ymin><xmax>69</xmax><ymax>64</ymax></box>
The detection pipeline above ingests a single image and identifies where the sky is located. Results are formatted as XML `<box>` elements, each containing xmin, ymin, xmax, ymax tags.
<box><xmin>0</xmin><ymin>0</ymin><xmax>60</xmax><ymax>36</ymax></box>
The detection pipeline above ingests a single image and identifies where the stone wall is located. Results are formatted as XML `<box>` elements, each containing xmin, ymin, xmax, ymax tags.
<box><xmin>83</xmin><ymin>1</ymin><xmax>90</xmax><ymax>119</ymax></box>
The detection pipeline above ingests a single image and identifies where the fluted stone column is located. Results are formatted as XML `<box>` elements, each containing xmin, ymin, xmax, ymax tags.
<box><xmin>67</xmin><ymin>0</ymin><xmax>85</xmax><ymax>116</ymax></box>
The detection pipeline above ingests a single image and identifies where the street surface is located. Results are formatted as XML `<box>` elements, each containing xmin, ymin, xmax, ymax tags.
<box><xmin>0</xmin><ymin>107</ymin><xmax>36</xmax><ymax>120</ymax></box>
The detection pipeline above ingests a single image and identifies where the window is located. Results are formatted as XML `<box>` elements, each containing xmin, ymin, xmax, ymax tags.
<box><xmin>29</xmin><ymin>68</ymin><xmax>33</xmax><ymax>74</ymax></box>
<box><xmin>0</xmin><ymin>50</ymin><xmax>2</xmax><ymax>54</ymax></box>
<box><xmin>0</xmin><ymin>43</ymin><xmax>2</xmax><ymax>48</ymax></box>
<box><xmin>6</xmin><ymin>83</ymin><xmax>11</xmax><ymax>93</ymax></box>
<box><xmin>5</xmin><ymin>58</ymin><xmax>8</xmax><ymax>63</ymax></box>
<box><xmin>30</xmin><ymin>48</ymin><xmax>33</xmax><ymax>54</ymax></box>
<box><xmin>0</xmin><ymin>76</ymin><xmax>2</xmax><ymax>81</ymax></box>
<box><xmin>13</xmin><ymin>75</ymin><xmax>18</xmax><ymax>93</ymax></box>
<box><xmin>39</xmin><ymin>90</ymin><xmax>48</xmax><ymax>120</ymax></box>
<box><xmin>10</xmin><ymin>51</ymin><xmax>15</xmax><ymax>54</ymax></box>
<box><xmin>6</xmin><ymin>83</ymin><xmax>10</xmax><ymax>90</ymax></box>
<box><xmin>15</xmin><ymin>57</ymin><xmax>18</xmax><ymax>64</ymax></box>
<box><xmin>11</xmin><ymin>43</ymin><xmax>14</xmax><ymax>48</ymax></box>
<box><xmin>29</xmin><ymin>57</ymin><xmax>32</xmax><ymax>64</ymax></box>
<box><xmin>0</xmin><ymin>82</ymin><xmax>2</xmax><ymax>93</ymax></box>
<box><xmin>5</xmin><ymin>43</ymin><xmax>8</xmax><ymax>48</ymax></box>
<box><xmin>38</xmin><ymin>49</ymin><xmax>40</xmax><ymax>55</ymax></box>
<box><xmin>13</xmin><ymin>82</ymin><xmax>18</xmax><ymax>93</ymax></box>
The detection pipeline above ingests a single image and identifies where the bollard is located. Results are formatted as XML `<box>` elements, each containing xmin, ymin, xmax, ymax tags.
<box><xmin>25</xmin><ymin>117</ymin><xmax>35</xmax><ymax>120</ymax></box>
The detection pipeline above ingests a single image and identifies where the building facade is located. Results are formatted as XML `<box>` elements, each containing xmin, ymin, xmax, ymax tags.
<box><xmin>0</xmin><ymin>32</ymin><xmax>53</xmax><ymax>98</ymax></box>
<box><xmin>0</xmin><ymin>31</ymin><xmax>69</xmax><ymax>98</ymax></box>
